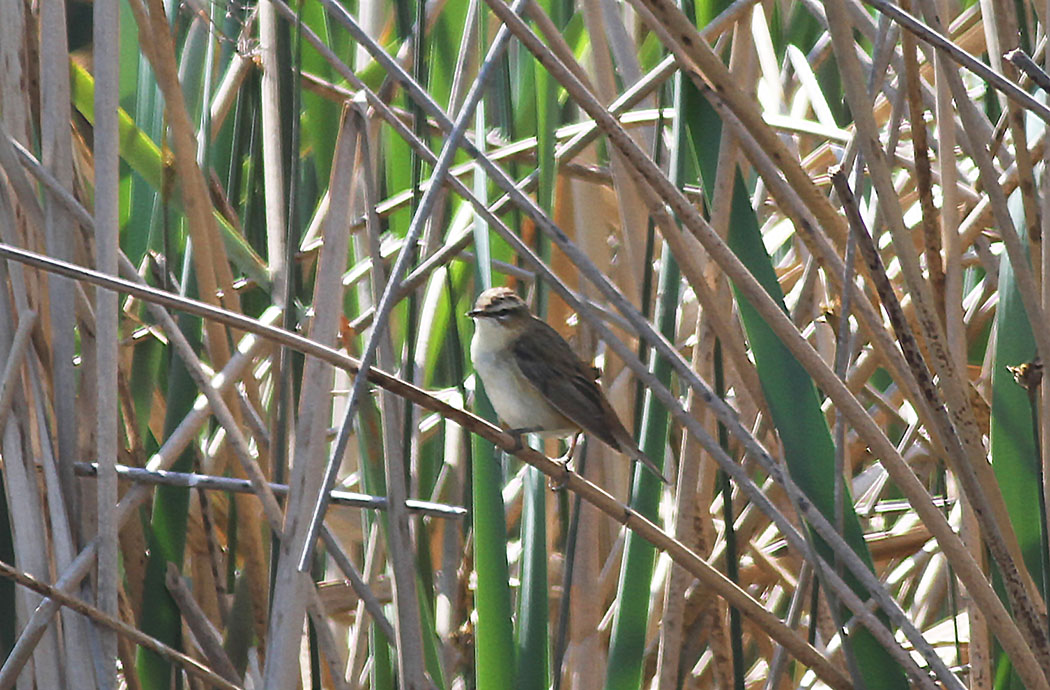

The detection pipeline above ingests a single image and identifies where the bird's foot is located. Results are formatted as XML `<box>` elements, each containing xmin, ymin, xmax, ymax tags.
<box><xmin>547</xmin><ymin>434</ymin><xmax>580</xmax><ymax>490</ymax></box>
<box><xmin>547</xmin><ymin>452</ymin><xmax>573</xmax><ymax>491</ymax></box>
<box><xmin>505</xmin><ymin>426</ymin><xmax>542</xmax><ymax>452</ymax></box>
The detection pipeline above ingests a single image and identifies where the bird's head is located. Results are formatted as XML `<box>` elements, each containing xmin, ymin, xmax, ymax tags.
<box><xmin>468</xmin><ymin>287</ymin><xmax>532</xmax><ymax>336</ymax></box>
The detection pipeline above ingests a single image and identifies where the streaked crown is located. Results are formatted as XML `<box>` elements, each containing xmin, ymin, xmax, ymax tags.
<box><xmin>468</xmin><ymin>287</ymin><xmax>530</xmax><ymax>322</ymax></box>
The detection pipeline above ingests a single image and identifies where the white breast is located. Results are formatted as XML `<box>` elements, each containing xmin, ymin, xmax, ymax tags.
<box><xmin>470</xmin><ymin>323</ymin><xmax>575</xmax><ymax>435</ymax></box>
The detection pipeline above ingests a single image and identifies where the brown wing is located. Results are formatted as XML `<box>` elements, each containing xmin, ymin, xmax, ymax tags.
<box><xmin>511</xmin><ymin>319</ymin><xmax>627</xmax><ymax>450</ymax></box>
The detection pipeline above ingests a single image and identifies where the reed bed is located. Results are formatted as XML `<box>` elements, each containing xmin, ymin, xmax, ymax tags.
<box><xmin>1</xmin><ymin>0</ymin><xmax>1049</xmax><ymax>688</ymax></box>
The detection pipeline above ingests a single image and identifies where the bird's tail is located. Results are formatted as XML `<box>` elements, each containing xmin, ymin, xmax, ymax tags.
<box><xmin>630</xmin><ymin>447</ymin><xmax>669</xmax><ymax>484</ymax></box>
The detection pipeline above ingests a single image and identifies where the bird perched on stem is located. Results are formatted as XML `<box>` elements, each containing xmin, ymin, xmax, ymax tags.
<box><xmin>468</xmin><ymin>286</ymin><xmax>668</xmax><ymax>483</ymax></box>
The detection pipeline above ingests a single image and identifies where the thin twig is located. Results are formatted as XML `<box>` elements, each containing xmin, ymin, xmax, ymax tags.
<box><xmin>1006</xmin><ymin>48</ymin><xmax>1050</xmax><ymax>96</ymax></box>
<box><xmin>0</xmin><ymin>559</ymin><xmax>243</xmax><ymax>690</ymax></box>
<box><xmin>164</xmin><ymin>563</ymin><xmax>241</xmax><ymax>684</ymax></box>
<box><xmin>0</xmin><ymin>310</ymin><xmax>36</xmax><ymax>432</ymax></box>
<box><xmin>72</xmin><ymin>463</ymin><xmax>467</xmax><ymax>518</ymax></box>
<box><xmin>860</xmin><ymin>0</ymin><xmax>1050</xmax><ymax>124</ymax></box>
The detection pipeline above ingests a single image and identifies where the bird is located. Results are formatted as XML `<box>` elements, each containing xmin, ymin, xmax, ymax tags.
<box><xmin>468</xmin><ymin>286</ymin><xmax>668</xmax><ymax>483</ymax></box>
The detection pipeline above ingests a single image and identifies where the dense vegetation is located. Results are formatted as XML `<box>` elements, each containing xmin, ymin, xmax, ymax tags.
<box><xmin>1</xmin><ymin>0</ymin><xmax>1049</xmax><ymax>688</ymax></box>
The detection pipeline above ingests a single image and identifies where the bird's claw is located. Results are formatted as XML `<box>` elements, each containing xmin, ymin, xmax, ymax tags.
<box><xmin>547</xmin><ymin>454</ymin><xmax>573</xmax><ymax>490</ymax></box>
<box><xmin>547</xmin><ymin>433</ymin><xmax>580</xmax><ymax>490</ymax></box>
<box><xmin>505</xmin><ymin>427</ymin><xmax>540</xmax><ymax>452</ymax></box>
<box><xmin>504</xmin><ymin>428</ymin><xmax>575</xmax><ymax>489</ymax></box>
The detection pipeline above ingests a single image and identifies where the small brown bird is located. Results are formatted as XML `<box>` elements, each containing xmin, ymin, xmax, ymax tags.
<box><xmin>468</xmin><ymin>286</ymin><xmax>668</xmax><ymax>483</ymax></box>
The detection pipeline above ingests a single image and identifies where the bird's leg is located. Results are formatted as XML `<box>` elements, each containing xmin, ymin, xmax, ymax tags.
<box><xmin>555</xmin><ymin>432</ymin><xmax>580</xmax><ymax>465</ymax></box>
<box><xmin>547</xmin><ymin>432</ymin><xmax>581</xmax><ymax>490</ymax></box>
<box><xmin>505</xmin><ymin>427</ymin><xmax>578</xmax><ymax>488</ymax></box>
<box><xmin>506</xmin><ymin>426</ymin><xmax>551</xmax><ymax>452</ymax></box>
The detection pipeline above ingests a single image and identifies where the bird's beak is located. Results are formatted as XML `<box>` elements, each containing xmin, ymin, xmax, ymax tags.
<box><xmin>467</xmin><ymin>309</ymin><xmax>481</xmax><ymax>318</ymax></box>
